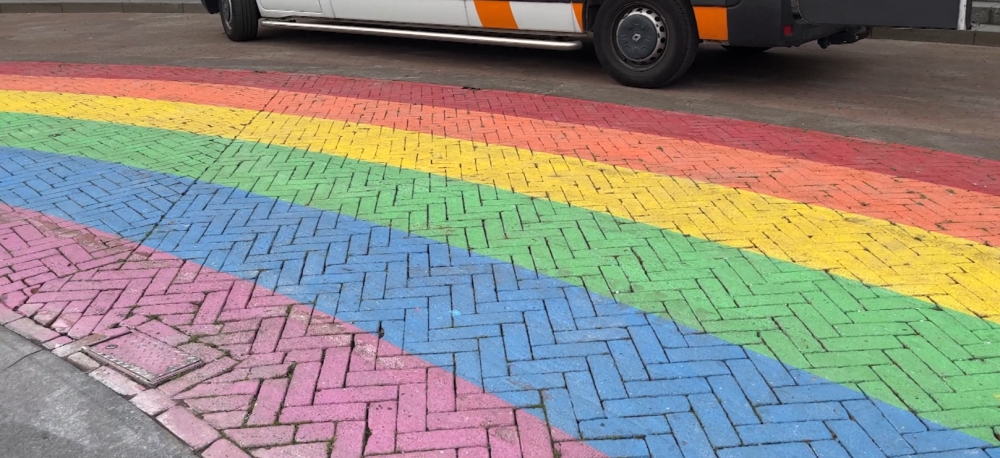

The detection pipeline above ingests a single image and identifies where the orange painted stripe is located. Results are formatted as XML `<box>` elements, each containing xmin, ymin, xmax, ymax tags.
<box><xmin>474</xmin><ymin>0</ymin><xmax>519</xmax><ymax>29</ymax></box>
<box><xmin>4</xmin><ymin>74</ymin><xmax>1000</xmax><ymax>249</ymax></box>
<box><xmin>693</xmin><ymin>6</ymin><xmax>728</xmax><ymax>41</ymax></box>
<box><xmin>572</xmin><ymin>2</ymin><xmax>584</xmax><ymax>31</ymax></box>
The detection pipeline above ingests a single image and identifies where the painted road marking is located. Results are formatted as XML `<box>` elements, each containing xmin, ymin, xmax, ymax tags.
<box><xmin>4</xmin><ymin>122</ymin><xmax>1000</xmax><ymax>444</ymax></box>
<box><xmin>3</xmin><ymin>64</ymin><xmax>1000</xmax><ymax>456</ymax></box>
<box><xmin>2</xmin><ymin>148</ymin><xmax>997</xmax><ymax>456</ymax></box>
<box><xmin>2</xmin><ymin>90</ymin><xmax>999</xmax><ymax>323</ymax></box>
<box><xmin>3</xmin><ymin>62</ymin><xmax>995</xmax><ymax>201</ymax></box>
<box><xmin>0</xmin><ymin>203</ymin><xmax>581</xmax><ymax>458</ymax></box>
<box><xmin>2</xmin><ymin>74</ymin><xmax>996</xmax><ymax>248</ymax></box>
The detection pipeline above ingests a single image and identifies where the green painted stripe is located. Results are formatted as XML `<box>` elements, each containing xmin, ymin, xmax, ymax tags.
<box><xmin>3</xmin><ymin>111</ymin><xmax>1000</xmax><ymax>443</ymax></box>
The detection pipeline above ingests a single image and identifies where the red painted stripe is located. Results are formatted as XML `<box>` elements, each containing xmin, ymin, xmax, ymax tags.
<box><xmin>1</xmin><ymin>62</ymin><xmax>997</xmax><ymax>199</ymax></box>
<box><xmin>0</xmin><ymin>203</ymin><xmax>595</xmax><ymax>457</ymax></box>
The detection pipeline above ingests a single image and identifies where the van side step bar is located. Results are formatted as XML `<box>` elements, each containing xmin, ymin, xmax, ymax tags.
<box><xmin>259</xmin><ymin>20</ymin><xmax>585</xmax><ymax>51</ymax></box>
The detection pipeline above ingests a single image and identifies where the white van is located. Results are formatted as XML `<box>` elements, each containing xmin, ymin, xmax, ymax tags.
<box><xmin>200</xmin><ymin>0</ymin><xmax>966</xmax><ymax>88</ymax></box>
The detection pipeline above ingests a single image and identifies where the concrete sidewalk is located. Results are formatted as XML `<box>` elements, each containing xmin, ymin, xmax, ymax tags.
<box><xmin>0</xmin><ymin>326</ymin><xmax>195</xmax><ymax>458</ymax></box>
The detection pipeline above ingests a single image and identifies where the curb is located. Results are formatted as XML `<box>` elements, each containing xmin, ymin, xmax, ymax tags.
<box><xmin>0</xmin><ymin>1</ymin><xmax>205</xmax><ymax>13</ymax></box>
<box><xmin>869</xmin><ymin>26</ymin><xmax>1000</xmax><ymax>47</ymax></box>
<box><xmin>0</xmin><ymin>3</ymin><xmax>998</xmax><ymax>48</ymax></box>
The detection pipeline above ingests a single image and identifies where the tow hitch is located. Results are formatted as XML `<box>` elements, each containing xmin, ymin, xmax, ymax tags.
<box><xmin>818</xmin><ymin>26</ymin><xmax>871</xmax><ymax>48</ymax></box>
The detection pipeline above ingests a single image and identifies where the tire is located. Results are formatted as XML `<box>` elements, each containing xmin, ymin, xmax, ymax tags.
<box><xmin>722</xmin><ymin>45</ymin><xmax>771</xmax><ymax>54</ymax></box>
<box><xmin>592</xmin><ymin>0</ymin><xmax>699</xmax><ymax>88</ymax></box>
<box><xmin>220</xmin><ymin>0</ymin><xmax>259</xmax><ymax>42</ymax></box>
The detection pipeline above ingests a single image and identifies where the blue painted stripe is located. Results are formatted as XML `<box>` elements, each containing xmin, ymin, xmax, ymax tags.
<box><xmin>0</xmin><ymin>146</ymin><xmax>995</xmax><ymax>458</ymax></box>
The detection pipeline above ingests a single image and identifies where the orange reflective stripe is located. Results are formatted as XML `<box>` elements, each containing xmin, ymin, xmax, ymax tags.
<box><xmin>693</xmin><ymin>6</ymin><xmax>728</xmax><ymax>41</ymax></box>
<box><xmin>474</xmin><ymin>1</ymin><xmax>519</xmax><ymax>29</ymax></box>
<box><xmin>572</xmin><ymin>2</ymin><xmax>584</xmax><ymax>31</ymax></box>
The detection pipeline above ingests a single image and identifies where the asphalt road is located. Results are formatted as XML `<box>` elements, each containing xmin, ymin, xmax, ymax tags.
<box><xmin>1</xmin><ymin>12</ymin><xmax>999</xmax><ymax>158</ymax></box>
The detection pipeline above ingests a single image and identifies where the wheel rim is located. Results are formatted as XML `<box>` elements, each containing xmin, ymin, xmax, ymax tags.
<box><xmin>612</xmin><ymin>4</ymin><xmax>668</xmax><ymax>68</ymax></box>
<box><xmin>220</xmin><ymin>0</ymin><xmax>233</xmax><ymax>29</ymax></box>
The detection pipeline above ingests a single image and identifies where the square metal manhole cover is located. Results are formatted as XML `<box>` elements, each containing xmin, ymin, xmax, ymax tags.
<box><xmin>83</xmin><ymin>331</ymin><xmax>202</xmax><ymax>387</ymax></box>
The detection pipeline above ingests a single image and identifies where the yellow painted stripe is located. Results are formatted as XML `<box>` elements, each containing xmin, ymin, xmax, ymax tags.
<box><xmin>3</xmin><ymin>90</ymin><xmax>999</xmax><ymax>321</ymax></box>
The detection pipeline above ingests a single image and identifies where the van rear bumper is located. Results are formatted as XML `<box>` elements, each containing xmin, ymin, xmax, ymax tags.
<box><xmin>780</xmin><ymin>22</ymin><xmax>870</xmax><ymax>48</ymax></box>
<box><xmin>719</xmin><ymin>0</ymin><xmax>870</xmax><ymax>48</ymax></box>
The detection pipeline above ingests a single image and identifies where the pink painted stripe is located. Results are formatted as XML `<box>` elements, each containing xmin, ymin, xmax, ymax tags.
<box><xmin>0</xmin><ymin>203</ymin><xmax>598</xmax><ymax>457</ymax></box>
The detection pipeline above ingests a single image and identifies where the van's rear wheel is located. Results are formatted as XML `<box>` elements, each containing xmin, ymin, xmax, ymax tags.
<box><xmin>220</xmin><ymin>0</ymin><xmax>259</xmax><ymax>41</ymax></box>
<box><xmin>592</xmin><ymin>0</ymin><xmax>698</xmax><ymax>88</ymax></box>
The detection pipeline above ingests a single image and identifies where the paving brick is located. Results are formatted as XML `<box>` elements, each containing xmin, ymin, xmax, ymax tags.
<box><xmin>177</xmin><ymin>380</ymin><xmax>261</xmax><ymax>400</ymax></box>
<box><xmin>427</xmin><ymin>408</ymin><xmax>515</xmax><ymax>430</ymax></box>
<box><xmin>390</xmin><ymin>384</ymin><xmax>425</xmax><ymax>435</ymax></box>
<box><xmin>365</xmin><ymin>401</ymin><xmax>397</xmax><ymax>455</ymax></box>
<box><xmin>647</xmin><ymin>361</ymin><xmax>731</xmax><ymax>380</ymax></box>
<box><xmin>284</xmin><ymin>361</ymin><xmax>321</xmax><ymax>406</ymax></box>
<box><xmin>89</xmin><ymin>366</ymin><xmax>144</xmax><ymax>397</ymax></box>
<box><xmin>65</xmin><ymin>352</ymin><xmax>101</xmax><ymax>372</ymax></box>
<box><xmin>842</xmin><ymin>400</ymin><xmax>915</xmax><ymax>455</ymax></box>
<box><xmin>708</xmin><ymin>375</ymin><xmax>760</xmax><ymax>426</ymax></box>
<box><xmin>737</xmin><ymin>421</ymin><xmax>832</xmax><ymax>445</ymax></box>
<box><xmin>278</xmin><ymin>403</ymin><xmax>367</xmax><ymax>423</ymax></box>
<box><xmin>329</xmin><ymin>421</ymin><xmax>365</xmax><ymax>458</ymax></box>
<box><xmin>625</xmin><ymin>378</ymin><xmax>712</xmax><ymax>397</ymax></box>
<box><xmin>7</xmin><ymin>316</ymin><xmax>59</xmax><ymax>342</ymax></box>
<box><xmin>131</xmin><ymin>389</ymin><xmax>175</xmax><ymax>416</ymax></box>
<box><xmin>579</xmin><ymin>415</ymin><xmax>671</xmax><ymax>439</ymax></box>
<box><xmin>690</xmin><ymin>393</ymin><xmax>741</xmax><ymax>448</ymax></box>
<box><xmin>773</xmin><ymin>384</ymin><xmax>866</xmax><ymax>404</ymax></box>
<box><xmin>603</xmin><ymin>396</ymin><xmax>690</xmax><ymax>417</ymax></box>
<box><xmin>203</xmin><ymin>439</ymin><xmax>252</xmax><ymax>458</ymax></box>
<box><xmin>809</xmin><ymin>440</ymin><xmax>850</xmax><ymax>458</ymax></box>
<box><xmin>667</xmin><ymin>412</ymin><xmax>715</xmax><ymax>458</ymax></box>
<box><xmin>225</xmin><ymin>426</ymin><xmax>295</xmax><ymax>448</ymax></box>
<box><xmin>294</xmin><ymin>422</ymin><xmax>335</xmax><ymax>443</ymax></box>
<box><xmin>718</xmin><ymin>443</ymin><xmax>817</xmax><ymax>458</ymax></box>
<box><xmin>757</xmin><ymin>402</ymin><xmax>848</xmax><ymax>423</ymax></box>
<box><xmin>160</xmin><ymin>358</ymin><xmax>238</xmax><ymax>396</ymax></box>
<box><xmin>0</xmin><ymin>306</ymin><xmax>22</xmax><ymax>324</ymax></box>
<box><xmin>185</xmin><ymin>395</ymin><xmax>253</xmax><ymax>414</ymax></box>
<box><xmin>904</xmin><ymin>430</ymin><xmax>993</xmax><ymax>454</ymax></box>
<box><xmin>157</xmin><ymin>406</ymin><xmax>220</xmax><ymax>450</ymax></box>
<box><xmin>204</xmin><ymin>411</ymin><xmax>248</xmax><ymax>430</ymax></box>
<box><xmin>397</xmin><ymin>428</ymin><xmax>488</xmax><ymax>452</ymax></box>
<box><xmin>251</xmin><ymin>443</ymin><xmax>328</xmax><ymax>458</ymax></box>
<box><xmin>727</xmin><ymin>359</ymin><xmax>778</xmax><ymax>406</ymax></box>
<box><xmin>824</xmin><ymin>420</ymin><xmax>887</xmax><ymax>458</ymax></box>
<box><xmin>3</xmin><ymin>69</ymin><xmax>1000</xmax><ymax>458</ymax></box>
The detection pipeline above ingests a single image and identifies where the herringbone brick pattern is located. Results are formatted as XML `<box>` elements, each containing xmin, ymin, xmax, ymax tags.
<box><xmin>4</xmin><ymin>90</ymin><xmax>1000</xmax><ymax>328</ymax></box>
<box><xmin>2</xmin><ymin>147</ymin><xmax>999</xmax><ymax>457</ymax></box>
<box><xmin>1</xmin><ymin>62</ymin><xmax>996</xmax><ymax>201</ymax></box>
<box><xmin>0</xmin><ymin>205</ymin><xmax>577</xmax><ymax>458</ymax></box>
<box><xmin>3</xmin><ymin>73</ymin><xmax>996</xmax><ymax>247</ymax></box>
<box><xmin>5</xmin><ymin>109</ymin><xmax>1000</xmax><ymax>447</ymax></box>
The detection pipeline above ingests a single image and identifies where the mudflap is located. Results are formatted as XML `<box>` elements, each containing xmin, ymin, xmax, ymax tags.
<box><xmin>201</xmin><ymin>0</ymin><xmax>220</xmax><ymax>14</ymax></box>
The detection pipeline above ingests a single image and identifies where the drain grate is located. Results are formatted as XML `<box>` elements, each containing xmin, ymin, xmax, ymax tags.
<box><xmin>83</xmin><ymin>331</ymin><xmax>202</xmax><ymax>387</ymax></box>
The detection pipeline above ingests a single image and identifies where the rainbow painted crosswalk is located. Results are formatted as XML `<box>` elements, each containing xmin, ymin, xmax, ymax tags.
<box><xmin>1</xmin><ymin>62</ymin><xmax>999</xmax><ymax>458</ymax></box>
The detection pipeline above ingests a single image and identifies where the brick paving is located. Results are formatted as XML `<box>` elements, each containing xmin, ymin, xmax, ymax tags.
<box><xmin>1</xmin><ymin>63</ymin><xmax>1000</xmax><ymax>458</ymax></box>
<box><xmin>2</xmin><ymin>73</ymin><xmax>997</xmax><ymax>247</ymax></box>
